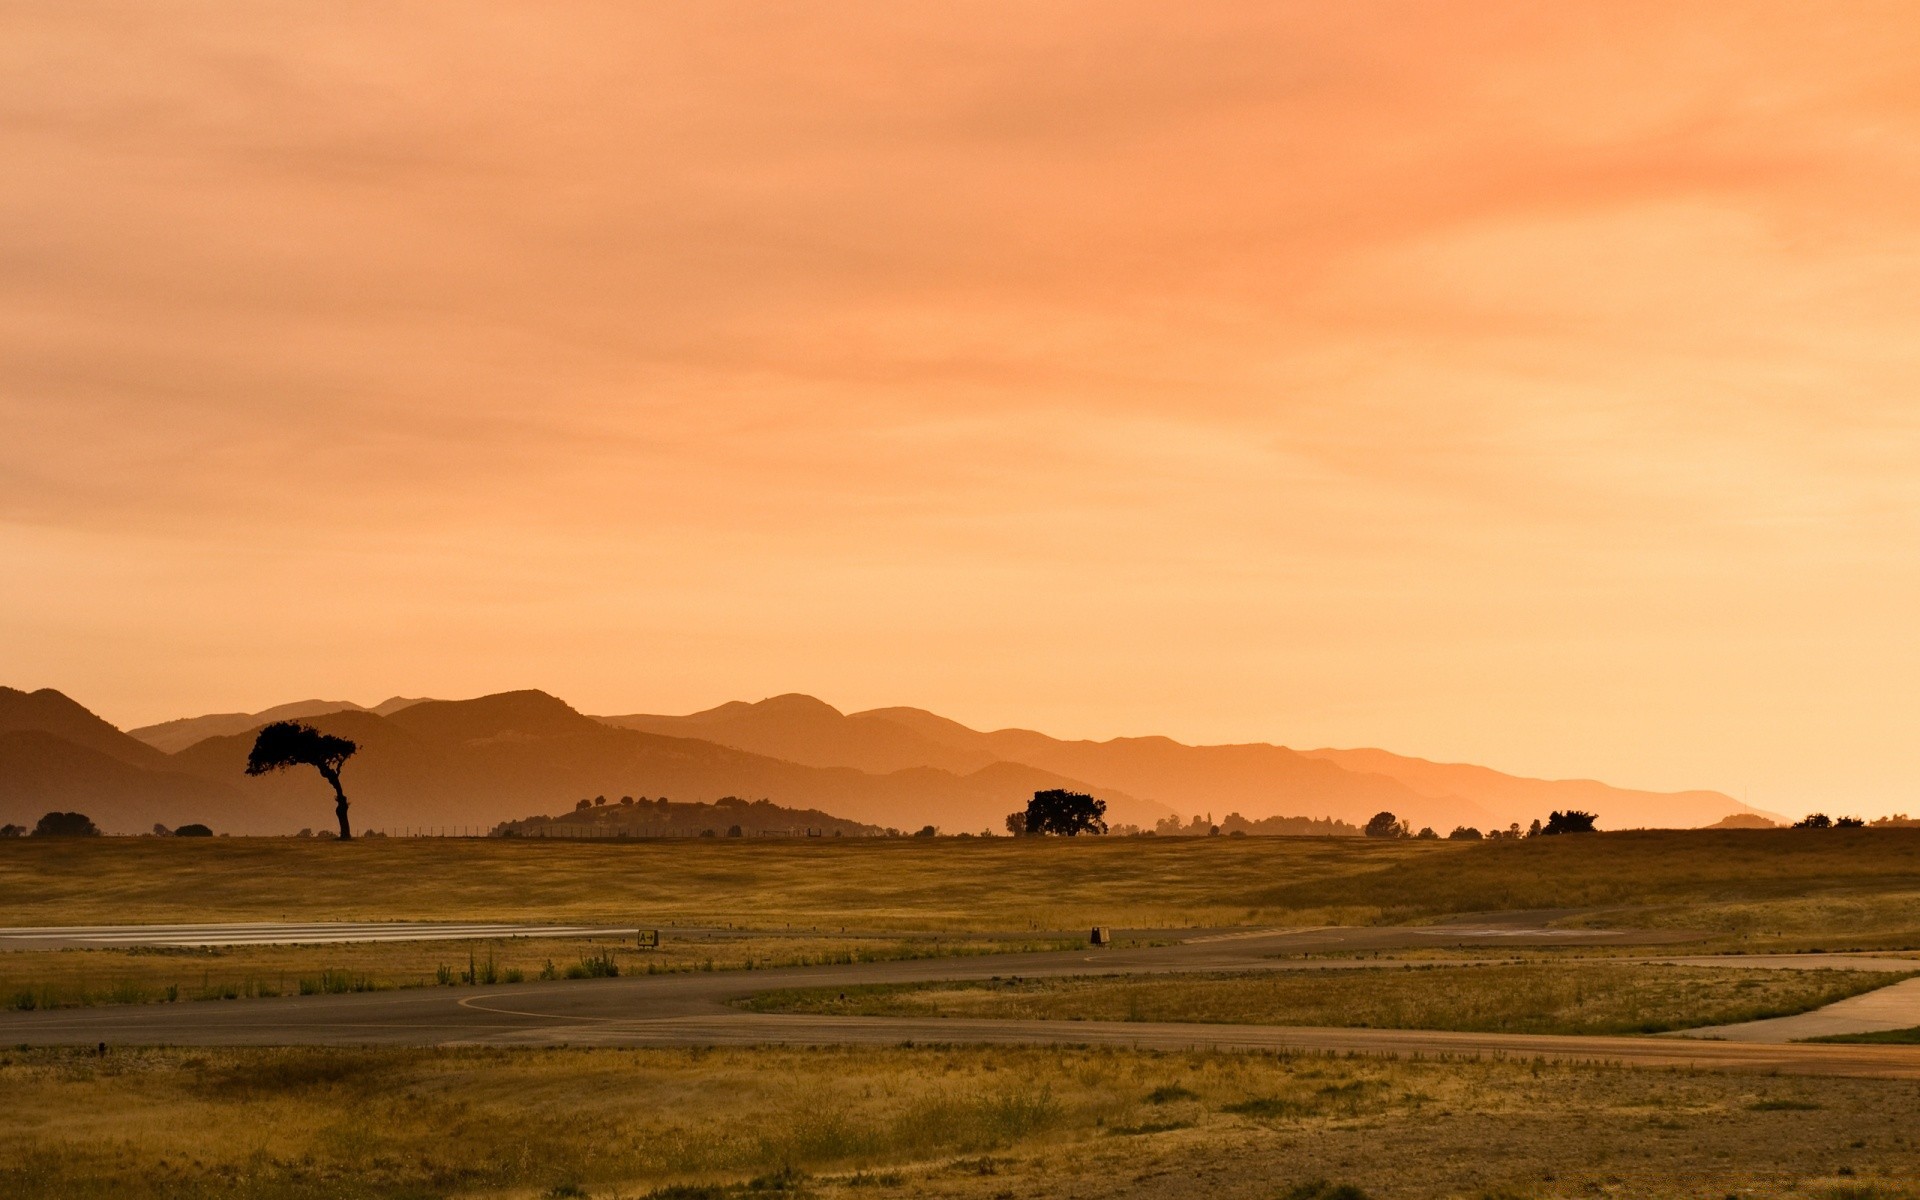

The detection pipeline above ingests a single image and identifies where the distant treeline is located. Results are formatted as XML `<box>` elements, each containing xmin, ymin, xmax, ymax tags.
<box><xmin>491</xmin><ymin>794</ymin><xmax>886</xmax><ymax>839</ymax></box>
<box><xmin>1106</xmin><ymin>812</ymin><xmax>1363</xmax><ymax>837</ymax></box>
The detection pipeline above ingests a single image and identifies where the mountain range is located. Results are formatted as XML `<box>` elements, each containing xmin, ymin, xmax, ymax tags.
<box><xmin>1</xmin><ymin>685</ymin><xmax>1770</xmax><ymax>836</ymax></box>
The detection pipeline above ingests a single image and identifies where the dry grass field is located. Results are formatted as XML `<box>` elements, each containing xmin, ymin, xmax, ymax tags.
<box><xmin>4</xmin><ymin>829</ymin><xmax>1919</xmax><ymax>944</ymax></box>
<box><xmin>742</xmin><ymin>962</ymin><xmax>1910</xmax><ymax>1035</ymax></box>
<box><xmin>1</xmin><ymin>933</ymin><xmax>1074</xmax><ymax>1011</ymax></box>
<box><xmin>4</xmin><ymin>1042</ymin><xmax>1918</xmax><ymax>1200</ymax></box>
<box><xmin>6</xmin><ymin>833</ymin><xmax>1920</xmax><ymax>1198</ymax></box>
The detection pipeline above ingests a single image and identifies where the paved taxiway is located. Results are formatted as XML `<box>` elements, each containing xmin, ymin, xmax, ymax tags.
<box><xmin>4</xmin><ymin>919</ymin><xmax>1915</xmax><ymax>1076</ymax></box>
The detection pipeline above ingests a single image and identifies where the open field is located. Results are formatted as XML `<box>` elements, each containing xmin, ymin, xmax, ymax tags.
<box><xmin>5</xmin><ymin>830</ymin><xmax>1920</xmax><ymax>947</ymax></box>
<box><xmin>5</xmin><ymin>834</ymin><xmax>1920</xmax><ymax>1197</ymax></box>
<box><xmin>1</xmin><ymin>933</ymin><xmax>1075</xmax><ymax>1011</ymax></box>
<box><xmin>5</xmin><ymin>1042</ymin><xmax>1920</xmax><ymax>1200</ymax></box>
<box><xmin>741</xmin><ymin>962</ymin><xmax>1914</xmax><ymax>1036</ymax></box>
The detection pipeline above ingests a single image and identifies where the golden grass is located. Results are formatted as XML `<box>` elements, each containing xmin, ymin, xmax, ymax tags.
<box><xmin>742</xmin><ymin>962</ymin><xmax>1909</xmax><ymax>1035</ymax></box>
<box><xmin>5</xmin><ymin>829</ymin><xmax>1920</xmax><ymax>945</ymax></box>
<box><xmin>4</xmin><ymin>1043</ymin><xmax>1919</xmax><ymax>1199</ymax></box>
<box><xmin>0</xmin><ymin>933</ymin><xmax>1074</xmax><ymax>1011</ymax></box>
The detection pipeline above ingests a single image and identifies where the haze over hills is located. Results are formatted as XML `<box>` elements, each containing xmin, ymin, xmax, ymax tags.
<box><xmin>607</xmin><ymin>694</ymin><xmax>1772</xmax><ymax>833</ymax></box>
<box><xmin>7</xmin><ymin>688</ymin><xmax>1164</xmax><ymax>835</ymax></box>
<box><xmin>5</xmin><ymin>684</ymin><xmax>1772</xmax><ymax>836</ymax></box>
<box><xmin>128</xmin><ymin>697</ymin><xmax>431</xmax><ymax>754</ymax></box>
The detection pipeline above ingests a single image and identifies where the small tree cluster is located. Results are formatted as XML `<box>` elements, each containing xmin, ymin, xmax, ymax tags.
<box><xmin>1020</xmin><ymin>789</ymin><xmax>1108</xmax><ymax>836</ymax></box>
<box><xmin>1363</xmin><ymin>811</ymin><xmax>1409</xmax><ymax>839</ymax></box>
<box><xmin>31</xmin><ymin>811</ymin><xmax>100</xmax><ymax>837</ymax></box>
<box><xmin>1794</xmin><ymin>813</ymin><xmax>1865</xmax><ymax>829</ymax></box>
<box><xmin>1539</xmin><ymin>810</ymin><xmax>1598</xmax><ymax>835</ymax></box>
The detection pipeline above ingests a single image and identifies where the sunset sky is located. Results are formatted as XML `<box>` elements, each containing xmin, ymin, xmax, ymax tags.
<box><xmin>6</xmin><ymin>2</ymin><xmax>1920</xmax><ymax>816</ymax></box>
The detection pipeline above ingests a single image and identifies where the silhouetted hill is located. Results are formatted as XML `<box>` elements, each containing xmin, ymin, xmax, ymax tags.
<box><xmin>13</xmin><ymin>684</ymin><xmax>1763</xmax><ymax>836</ymax></box>
<box><xmin>496</xmin><ymin>795</ymin><xmax>884</xmax><ymax>838</ymax></box>
<box><xmin>129</xmin><ymin>699</ymin><xmax>371</xmax><ymax>754</ymax></box>
<box><xmin>610</xmin><ymin>696</ymin><xmax>1475</xmax><ymax>830</ymax></box>
<box><xmin>605</xmin><ymin>694</ymin><xmax>992</xmax><ymax>774</ymax></box>
<box><xmin>1298</xmin><ymin>746</ymin><xmax>1778</xmax><ymax>831</ymax></box>
<box><xmin>0</xmin><ymin>730</ymin><xmax>241</xmax><ymax>833</ymax></box>
<box><xmin>163</xmin><ymin>691</ymin><xmax>1162</xmax><ymax>835</ymax></box>
<box><xmin>612</xmin><ymin>694</ymin><xmax>1759</xmax><ymax>832</ymax></box>
<box><xmin>0</xmin><ymin>687</ymin><xmax>173</xmax><ymax>770</ymax></box>
<box><xmin>129</xmin><ymin>696</ymin><xmax>435</xmax><ymax>753</ymax></box>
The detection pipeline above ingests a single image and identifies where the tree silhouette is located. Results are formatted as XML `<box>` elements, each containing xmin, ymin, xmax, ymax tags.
<box><xmin>1363</xmin><ymin>811</ymin><xmax>1406</xmax><ymax>839</ymax></box>
<box><xmin>32</xmin><ymin>811</ymin><xmax>99</xmax><ymax>837</ymax></box>
<box><xmin>1024</xmin><ymin>789</ymin><xmax>1108</xmax><ymax>836</ymax></box>
<box><xmin>1540</xmin><ymin>810</ymin><xmax>1598</xmax><ymax>835</ymax></box>
<box><xmin>246</xmin><ymin>721</ymin><xmax>360</xmax><ymax>840</ymax></box>
<box><xmin>1794</xmin><ymin>813</ymin><xmax>1832</xmax><ymax>829</ymax></box>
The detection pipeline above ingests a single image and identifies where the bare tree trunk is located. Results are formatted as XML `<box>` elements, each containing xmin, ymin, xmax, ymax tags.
<box><xmin>322</xmin><ymin>768</ymin><xmax>352</xmax><ymax>841</ymax></box>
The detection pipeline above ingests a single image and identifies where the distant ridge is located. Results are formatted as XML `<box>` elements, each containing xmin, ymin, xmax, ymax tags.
<box><xmin>608</xmin><ymin>694</ymin><xmax>1767</xmax><ymax>833</ymax></box>
<box><xmin>129</xmin><ymin>696</ymin><xmax>434</xmax><ymax>753</ymax></box>
<box><xmin>7</xmin><ymin>683</ymin><xmax>1769</xmax><ymax>836</ymax></box>
<box><xmin>2</xmin><ymin>686</ymin><xmax>174</xmax><ymax>769</ymax></box>
<box><xmin>5</xmin><ymin>687</ymin><xmax>1159</xmax><ymax>835</ymax></box>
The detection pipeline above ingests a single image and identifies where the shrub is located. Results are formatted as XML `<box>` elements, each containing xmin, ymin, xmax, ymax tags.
<box><xmin>31</xmin><ymin>811</ymin><xmax>100</xmax><ymax>837</ymax></box>
<box><xmin>1279</xmin><ymin>1180</ymin><xmax>1369</xmax><ymax>1200</ymax></box>
<box><xmin>1541</xmin><ymin>810</ymin><xmax>1598</xmax><ymax>835</ymax></box>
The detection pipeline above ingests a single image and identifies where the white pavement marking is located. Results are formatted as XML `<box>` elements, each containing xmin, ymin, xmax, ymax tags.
<box><xmin>0</xmin><ymin>923</ymin><xmax>638</xmax><ymax>947</ymax></box>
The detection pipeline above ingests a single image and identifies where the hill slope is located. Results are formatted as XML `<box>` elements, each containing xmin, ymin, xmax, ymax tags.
<box><xmin>1</xmin><ymin>687</ymin><xmax>174</xmax><ymax>770</ymax></box>
<box><xmin>163</xmin><ymin>691</ymin><xmax>1163</xmax><ymax>835</ymax></box>
<box><xmin>611</xmin><ymin>695</ymin><xmax>1756</xmax><ymax>832</ymax></box>
<box><xmin>0</xmin><ymin>729</ymin><xmax>243</xmax><ymax>833</ymax></box>
<box><xmin>128</xmin><ymin>696</ymin><xmax>433</xmax><ymax>753</ymax></box>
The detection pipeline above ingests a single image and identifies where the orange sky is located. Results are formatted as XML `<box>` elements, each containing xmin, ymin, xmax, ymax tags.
<box><xmin>6</xmin><ymin>2</ymin><xmax>1920</xmax><ymax>816</ymax></box>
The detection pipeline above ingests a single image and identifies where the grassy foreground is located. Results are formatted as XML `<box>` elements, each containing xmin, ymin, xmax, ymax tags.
<box><xmin>742</xmin><ymin>962</ymin><xmax>1909</xmax><ymax>1035</ymax></box>
<box><xmin>4</xmin><ymin>1043</ymin><xmax>1918</xmax><ymax>1200</ymax></box>
<box><xmin>4</xmin><ymin>829</ymin><xmax>1920</xmax><ymax>944</ymax></box>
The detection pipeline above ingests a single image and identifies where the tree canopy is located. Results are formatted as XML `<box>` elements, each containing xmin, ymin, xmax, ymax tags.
<box><xmin>1540</xmin><ymin>810</ymin><xmax>1598</xmax><ymax>835</ymax></box>
<box><xmin>1024</xmin><ymin>789</ymin><xmax>1108</xmax><ymax>836</ymax></box>
<box><xmin>32</xmin><ymin>810</ymin><xmax>100</xmax><ymax>837</ymax></box>
<box><xmin>1363</xmin><ymin>811</ymin><xmax>1407</xmax><ymax>839</ymax></box>
<box><xmin>246</xmin><ymin>720</ymin><xmax>360</xmax><ymax>840</ymax></box>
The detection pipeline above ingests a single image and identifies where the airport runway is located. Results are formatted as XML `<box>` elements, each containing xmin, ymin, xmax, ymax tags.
<box><xmin>4</xmin><ymin>920</ymin><xmax>1916</xmax><ymax>1076</ymax></box>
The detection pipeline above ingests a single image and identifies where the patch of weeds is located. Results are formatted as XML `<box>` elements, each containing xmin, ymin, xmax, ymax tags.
<box><xmin>845</xmin><ymin>1170</ymin><xmax>905</xmax><ymax>1187</ymax></box>
<box><xmin>1279</xmin><ymin>1181</ymin><xmax>1370</xmax><ymax>1200</ymax></box>
<box><xmin>1146</xmin><ymin>1084</ymin><xmax>1198</xmax><ymax>1104</ymax></box>
<box><xmin>566</xmin><ymin>951</ymin><xmax>620</xmax><ymax>979</ymax></box>
<box><xmin>547</xmin><ymin>1185</ymin><xmax>589</xmax><ymax>1199</ymax></box>
<box><xmin>1224</xmin><ymin>1096</ymin><xmax>1308</xmax><ymax>1119</ymax></box>
<box><xmin>1748</xmin><ymin>1099</ymin><xmax>1822</xmax><ymax>1111</ymax></box>
<box><xmin>1108</xmin><ymin>1120</ymin><xmax>1192</xmax><ymax>1136</ymax></box>
<box><xmin>647</xmin><ymin>1168</ymin><xmax>809</xmax><ymax>1198</ymax></box>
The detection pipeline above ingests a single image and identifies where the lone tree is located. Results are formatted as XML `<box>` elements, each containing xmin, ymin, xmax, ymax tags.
<box><xmin>1540</xmin><ymin>810</ymin><xmax>1598</xmax><ymax>835</ymax></box>
<box><xmin>1794</xmin><ymin>813</ymin><xmax>1833</xmax><ymax>829</ymax></box>
<box><xmin>246</xmin><ymin>721</ymin><xmax>360</xmax><ymax>840</ymax></box>
<box><xmin>1364</xmin><ymin>811</ymin><xmax>1406</xmax><ymax>839</ymax></box>
<box><xmin>1024</xmin><ymin>789</ymin><xmax>1108</xmax><ymax>836</ymax></box>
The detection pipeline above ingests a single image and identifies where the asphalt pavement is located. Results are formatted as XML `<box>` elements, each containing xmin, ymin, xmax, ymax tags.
<box><xmin>4</xmin><ymin>919</ymin><xmax>1916</xmax><ymax>1076</ymax></box>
